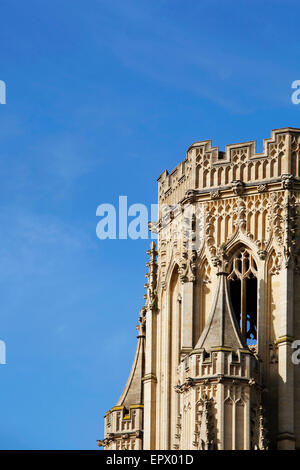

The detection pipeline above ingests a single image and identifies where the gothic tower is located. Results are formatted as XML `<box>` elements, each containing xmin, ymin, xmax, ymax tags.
<box><xmin>98</xmin><ymin>128</ymin><xmax>300</xmax><ymax>450</ymax></box>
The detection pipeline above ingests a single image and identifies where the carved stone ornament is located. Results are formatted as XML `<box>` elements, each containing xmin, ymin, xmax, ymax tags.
<box><xmin>184</xmin><ymin>189</ymin><xmax>197</xmax><ymax>203</ymax></box>
<box><xmin>179</xmin><ymin>249</ymin><xmax>197</xmax><ymax>283</ymax></box>
<box><xmin>281</xmin><ymin>173</ymin><xmax>294</xmax><ymax>190</ymax></box>
<box><xmin>211</xmin><ymin>190</ymin><xmax>221</xmax><ymax>199</ymax></box>
<box><xmin>257</xmin><ymin>184</ymin><xmax>267</xmax><ymax>193</ymax></box>
<box><xmin>195</xmin><ymin>395</ymin><xmax>215</xmax><ymax>450</ymax></box>
<box><xmin>174</xmin><ymin>377</ymin><xmax>195</xmax><ymax>393</ymax></box>
<box><xmin>231</xmin><ymin>180</ymin><xmax>244</xmax><ymax>196</ymax></box>
<box><xmin>144</xmin><ymin>241</ymin><xmax>158</xmax><ymax>309</ymax></box>
<box><xmin>257</xmin><ymin>405</ymin><xmax>269</xmax><ymax>450</ymax></box>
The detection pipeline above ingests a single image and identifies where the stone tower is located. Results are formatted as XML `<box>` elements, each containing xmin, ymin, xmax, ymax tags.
<box><xmin>98</xmin><ymin>128</ymin><xmax>300</xmax><ymax>450</ymax></box>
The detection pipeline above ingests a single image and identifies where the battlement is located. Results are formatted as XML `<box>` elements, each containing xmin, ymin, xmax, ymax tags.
<box><xmin>157</xmin><ymin>128</ymin><xmax>300</xmax><ymax>205</ymax></box>
<box><xmin>99</xmin><ymin>405</ymin><xmax>144</xmax><ymax>450</ymax></box>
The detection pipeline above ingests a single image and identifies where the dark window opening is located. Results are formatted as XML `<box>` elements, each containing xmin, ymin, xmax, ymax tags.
<box><xmin>245</xmin><ymin>277</ymin><xmax>257</xmax><ymax>344</ymax></box>
<box><xmin>228</xmin><ymin>248</ymin><xmax>258</xmax><ymax>346</ymax></box>
<box><xmin>229</xmin><ymin>279</ymin><xmax>241</xmax><ymax>326</ymax></box>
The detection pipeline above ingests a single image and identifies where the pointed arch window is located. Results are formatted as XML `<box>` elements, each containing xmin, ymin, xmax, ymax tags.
<box><xmin>227</xmin><ymin>248</ymin><xmax>258</xmax><ymax>344</ymax></box>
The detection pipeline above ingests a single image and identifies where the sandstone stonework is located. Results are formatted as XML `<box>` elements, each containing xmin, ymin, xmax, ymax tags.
<box><xmin>98</xmin><ymin>128</ymin><xmax>300</xmax><ymax>450</ymax></box>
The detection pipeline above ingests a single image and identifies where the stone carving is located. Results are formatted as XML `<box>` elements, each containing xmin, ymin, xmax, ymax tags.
<box><xmin>173</xmin><ymin>413</ymin><xmax>182</xmax><ymax>450</ymax></box>
<box><xmin>144</xmin><ymin>241</ymin><xmax>158</xmax><ymax>309</ymax></box>
<box><xmin>231</xmin><ymin>180</ymin><xmax>244</xmax><ymax>196</ymax></box>
<box><xmin>195</xmin><ymin>396</ymin><xmax>215</xmax><ymax>450</ymax></box>
<box><xmin>211</xmin><ymin>190</ymin><xmax>221</xmax><ymax>199</ymax></box>
<box><xmin>269</xmin><ymin>341</ymin><xmax>278</xmax><ymax>364</ymax></box>
<box><xmin>178</xmin><ymin>246</ymin><xmax>197</xmax><ymax>284</ymax></box>
<box><xmin>282</xmin><ymin>195</ymin><xmax>297</xmax><ymax>267</ymax></box>
<box><xmin>281</xmin><ymin>173</ymin><xmax>294</xmax><ymax>190</ymax></box>
<box><xmin>254</xmin><ymin>405</ymin><xmax>269</xmax><ymax>450</ymax></box>
<box><xmin>258</xmin><ymin>184</ymin><xmax>267</xmax><ymax>192</ymax></box>
<box><xmin>137</xmin><ymin>307</ymin><xmax>146</xmax><ymax>337</ymax></box>
<box><xmin>174</xmin><ymin>377</ymin><xmax>195</xmax><ymax>394</ymax></box>
<box><xmin>233</xmin><ymin>198</ymin><xmax>247</xmax><ymax>230</ymax></box>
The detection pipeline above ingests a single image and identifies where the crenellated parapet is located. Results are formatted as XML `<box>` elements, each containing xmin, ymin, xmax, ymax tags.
<box><xmin>174</xmin><ymin>349</ymin><xmax>264</xmax><ymax>450</ymax></box>
<box><xmin>157</xmin><ymin>128</ymin><xmax>300</xmax><ymax>209</ymax></box>
<box><xmin>98</xmin><ymin>405</ymin><xmax>144</xmax><ymax>450</ymax></box>
<box><xmin>153</xmin><ymin>133</ymin><xmax>300</xmax><ymax>295</ymax></box>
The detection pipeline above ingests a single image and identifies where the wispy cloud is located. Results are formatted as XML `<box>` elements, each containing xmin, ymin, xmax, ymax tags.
<box><xmin>0</xmin><ymin>130</ymin><xmax>103</xmax><ymax>204</ymax></box>
<box><xmin>92</xmin><ymin>0</ymin><xmax>294</xmax><ymax>113</ymax></box>
<box><xmin>0</xmin><ymin>208</ymin><xmax>95</xmax><ymax>282</ymax></box>
<box><xmin>31</xmin><ymin>133</ymin><xmax>99</xmax><ymax>196</ymax></box>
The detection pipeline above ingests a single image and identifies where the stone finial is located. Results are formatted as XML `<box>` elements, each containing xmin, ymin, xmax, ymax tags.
<box><xmin>145</xmin><ymin>241</ymin><xmax>158</xmax><ymax>309</ymax></box>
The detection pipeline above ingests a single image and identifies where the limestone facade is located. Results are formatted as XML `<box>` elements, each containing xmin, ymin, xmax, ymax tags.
<box><xmin>98</xmin><ymin>128</ymin><xmax>300</xmax><ymax>450</ymax></box>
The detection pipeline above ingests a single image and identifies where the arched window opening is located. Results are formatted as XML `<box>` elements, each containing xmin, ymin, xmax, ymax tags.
<box><xmin>227</xmin><ymin>248</ymin><xmax>258</xmax><ymax>345</ymax></box>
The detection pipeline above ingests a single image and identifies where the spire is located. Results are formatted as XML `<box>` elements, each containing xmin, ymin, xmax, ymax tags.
<box><xmin>195</xmin><ymin>271</ymin><xmax>246</xmax><ymax>351</ymax></box>
<box><xmin>115</xmin><ymin>308</ymin><xmax>146</xmax><ymax>408</ymax></box>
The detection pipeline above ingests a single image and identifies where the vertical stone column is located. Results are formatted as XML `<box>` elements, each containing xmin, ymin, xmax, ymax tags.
<box><xmin>181</xmin><ymin>281</ymin><xmax>194</xmax><ymax>354</ymax></box>
<box><xmin>143</xmin><ymin>306</ymin><xmax>157</xmax><ymax>449</ymax></box>
<box><xmin>161</xmin><ymin>289</ymin><xmax>170</xmax><ymax>449</ymax></box>
<box><xmin>245</xmin><ymin>355</ymin><xmax>252</xmax><ymax>450</ymax></box>
<box><xmin>283</xmin><ymin>133</ymin><xmax>292</xmax><ymax>175</ymax></box>
<box><xmin>143</xmin><ymin>242</ymin><xmax>158</xmax><ymax>449</ymax></box>
<box><xmin>244</xmin><ymin>393</ymin><xmax>250</xmax><ymax>450</ymax></box>
<box><xmin>277</xmin><ymin>265</ymin><xmax>295</xmax><ymax>449</ymax></box>
<box><xmin>216</xmin><ymin>382</ymin><xmax>225</xmax><ymax>450</ymax></box>
<box><xmin>257</xmin><ymin>259</ymin><xmax>268</xmax><ymax>376</ymax></box>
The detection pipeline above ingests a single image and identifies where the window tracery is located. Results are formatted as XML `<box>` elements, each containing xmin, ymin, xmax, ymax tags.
<box><xmin>227</xmin><ymin>248</ymin><xmax>258</xmax><ymax>344</ymax></box>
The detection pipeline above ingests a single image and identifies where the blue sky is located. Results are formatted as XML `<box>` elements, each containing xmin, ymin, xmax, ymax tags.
<box><xmin>0</xmin><ymin>0</ymin><xmax>300</xmax><ymax>449</ymax></box>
